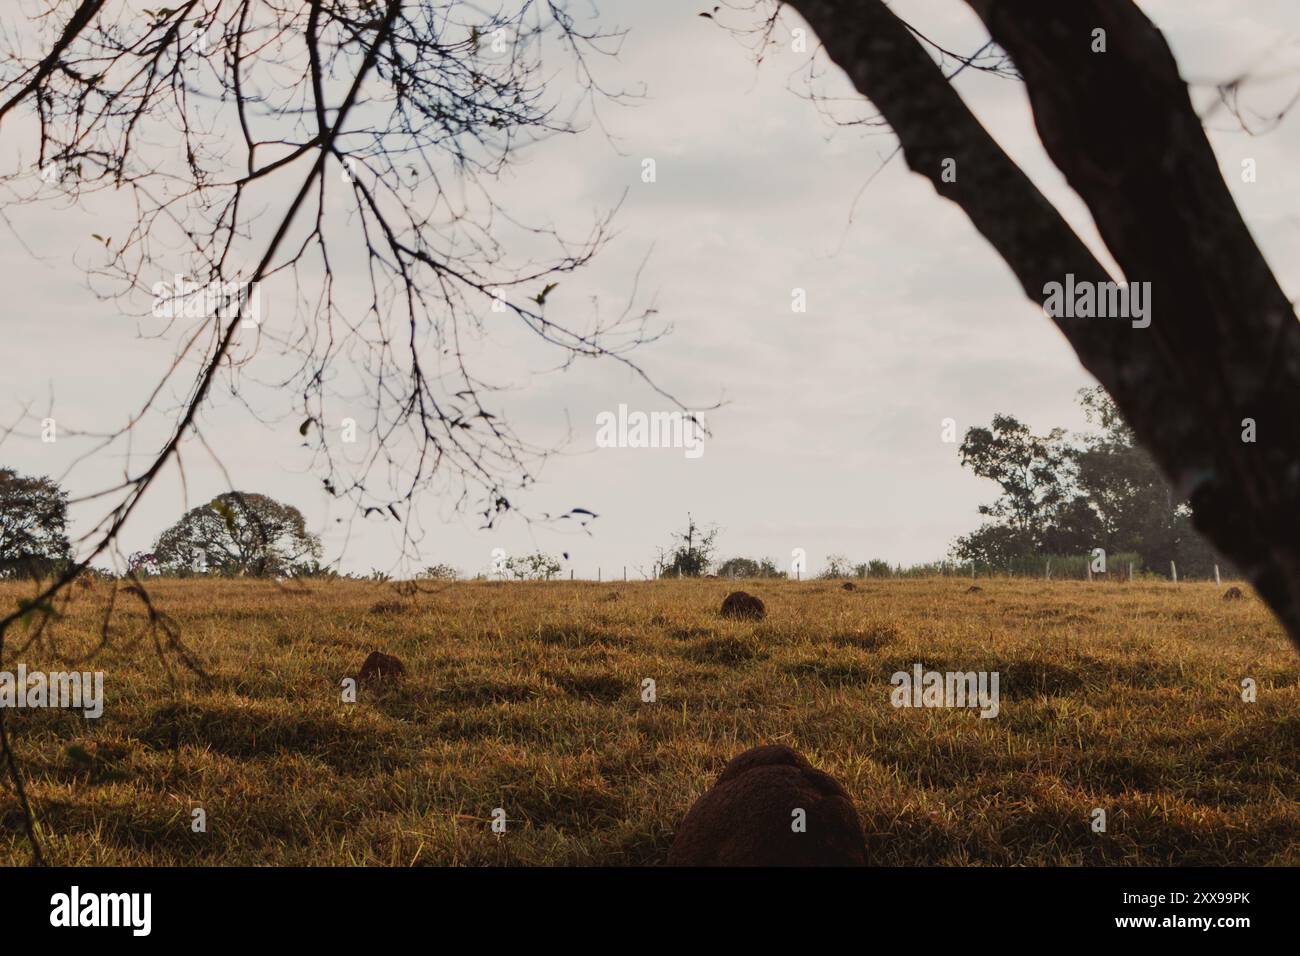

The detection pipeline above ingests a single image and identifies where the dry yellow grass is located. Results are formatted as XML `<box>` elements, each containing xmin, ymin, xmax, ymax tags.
<box><xmin>1</xmin><ymin>576</ymin><xmax>1296</xmax><ymax>865</ymax></box>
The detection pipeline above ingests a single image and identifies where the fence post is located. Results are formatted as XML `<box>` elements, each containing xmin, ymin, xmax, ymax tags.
<box><xmin>1214</xmin><ymin>564</ymin><xmax>1221</xmax><ymax>587</ymax></box>
<box><xmin>1087</xmin><ymin>560</ymin><xmax>1093</xmax><ymax>583</ymax></box>
<box><xmin>1170</xmin><ymin>561</ymin><xmax>1177</xmax><ymax>583</ymax></box>
<box><xmin>570</xmin><ymin>569</ymin><xmax>574</xmax><ymax>581</ymax></box>
<box><xmin>1045</xmin><ymin>560</ymin><xmax>1051</xmax><ymax>580</ymax></box>
<box><xmin>623</xmin><ymin>566</ymin><xmax>627</xmax><ymax>581</ymax></box>
<box><xmin>1128</xmin><ymin>563</ymin><xmax>1133</xmax><ymax>582</ymax></box>
<box><xmin>598</xmin><ymin>567</ymin><xmax>601</xmax><ymax>582</ymax></box>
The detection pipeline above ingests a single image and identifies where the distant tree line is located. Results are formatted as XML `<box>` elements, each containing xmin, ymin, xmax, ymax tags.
<box><xmin>952</xmin><ymin>388</ymin><xmax>1226</xmax><ymax>578</ymax></box>
<box><xmin>0</xmin><ymin>390</ymin><xmax>1229</xmax><ymax>582</ymax></box>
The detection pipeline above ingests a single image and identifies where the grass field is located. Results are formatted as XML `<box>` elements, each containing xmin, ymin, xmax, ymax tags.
<box><xmin>1</xmin><ymin>576</ymin><xmax>1297</xmax><ymax>866</ymax></box>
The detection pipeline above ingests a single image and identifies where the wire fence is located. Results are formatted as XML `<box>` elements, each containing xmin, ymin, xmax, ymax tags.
<box><xmin>471</xmin><ymin>552</ymin><xmax>1238</xmax><ymax>583</ymax></box>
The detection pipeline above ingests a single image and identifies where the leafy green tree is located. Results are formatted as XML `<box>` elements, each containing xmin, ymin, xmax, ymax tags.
<box><xmin>658</xmin><ymin>514</ymin><xmax>718</xmax><ymax>578</ymax></box>
<box><xmin>954</xmin><ymin>390</ymin><xmax>1226</xmax><ymax>576</ymax></box>
<box><xmin>1038</xmin><ymin>495</ymin><xmax>1105</xmax><ymax>557</ymax></box>
<box><xmin>0</xmin><ymin>468</ymin><xmax>71</xmax><ymax>579</ymax></box>
<box><xmin>503</xmin><ymin>552</ymin><xmax>561</xmax><ymax>580</ymax></box>
<box><xmin>1073</xmin><ymin>387</ymin><xmax>1223</xmax><ymax>576</ymax></box>
<box><xmin>953</xmin><ymin>416</ymin><xmax>1083</xmax><ymax>563</ymax></box>
<box><xmin>958</xmin><ymin>415</ymin><xmax>1074</xmax><ymax>539</ymax></box>
<box><xmin>951</xmin><ymin>523</ymin><xmax>1033</xmax><ymax>567</ymax></box>
<box><xmin>154</xmin><ymin>492</ymin><xmax>321</xmax><ymax>577</ymax></box>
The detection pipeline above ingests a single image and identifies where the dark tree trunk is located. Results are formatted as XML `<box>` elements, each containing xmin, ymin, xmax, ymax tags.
<box><xmin>783</xmin><ymin>0</ymin><xmax>1300</xmax><ymax>649</ymax></box>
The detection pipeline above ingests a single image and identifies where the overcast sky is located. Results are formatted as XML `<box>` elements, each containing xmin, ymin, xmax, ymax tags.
<box><xmin>2</xmin><ymin>0</ymin><xmax>1299</xmax><ymax>578</ymax></box>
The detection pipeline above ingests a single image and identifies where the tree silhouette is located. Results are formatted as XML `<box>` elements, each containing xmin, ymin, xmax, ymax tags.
<box><xmin>0</xmin><ymin>468</ymin><xmax>71</xmax><ymax>580</ymax></box>
<box><xmin>154</xmin><ymin>492</ymin><xmax>322</xmax><ymax>577</ymax></box>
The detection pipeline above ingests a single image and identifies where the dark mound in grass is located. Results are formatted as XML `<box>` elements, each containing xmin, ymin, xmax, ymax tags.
<box><xmin>668</xmin><ymin>744</ymin><xmax>866</xmax><ymax>866</ymax></box>
<box><xmin>357</xmin><ymin>650</ymin><xmax>406</xmax><ymax>685</ymax></box>
<box><xmin>720</xmin><ymin>591</ymin><xmax>765</xmax><ymax>620</ymax></box>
